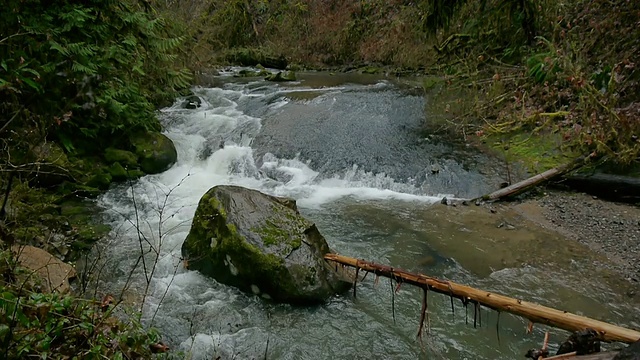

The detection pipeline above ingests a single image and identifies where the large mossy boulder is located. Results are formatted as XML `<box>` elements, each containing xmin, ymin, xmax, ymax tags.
<box><xmin>182</xmin><ymin>185</ymin><xmax>350</xmax><ymax>304</ymax></box>
<box><xmin>104</xmin><ymin>148</ymin><xmax>138</xmax><ymax>168</ymax></box>
<box><xmin>130</xmin><ymin>131</ymin><xmax>177</xmax><ymax>174</ymax></box>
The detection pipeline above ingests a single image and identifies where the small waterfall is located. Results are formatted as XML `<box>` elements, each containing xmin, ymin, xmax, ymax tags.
<box><xmin>89</xmin><ymin>73</ymin><xmax>636</xmax><ymax>360</ymax></box>
<box><xmin>95</xmin><ymin>79</ymin><xmax>444</xmax><ymax>359</ymax></box>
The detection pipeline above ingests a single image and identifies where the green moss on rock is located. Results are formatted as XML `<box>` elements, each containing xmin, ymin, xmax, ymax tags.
<box><xmin>126</xmin><ymin>169</ymin><xmax>145</xmax><ymax>179</ymax></box>
<box><xmin>234</xmin><ymin>68</ymin><xmax>270</xmax><ymax>78</ymax></box>
<box><xmin>130</xmin><ymin>131</ymin><xmax>177</xmax><ymax>174</ymax></box>
<box><xmin>57</xmin><ymin>182</ymin><xmax>102</xmax><ymax>198</ymax></box>
<box><xmin>265</xmin><ymin>71</ymin><xmax>296</xmax><ymax>82</ymax></box>
<box><xmin>87</xmin><ymin>171</ymin><xmax>112</xmax><ymax>190</ymax></box>
<box><xmin>108</xmin><ymin>162</ymin><xmax>128</xmax><ymax>181</ymax></box>
<box><xmin>29</xmin><ymin>142</ymin><xmax>73</xmax><ymax>187</ymax></box>
<box><xmin>75</xmin><ymin>224</ymin><xmax>111</xmax><ymax>243</ymax></box>
<box><xmin>360</xmin><ymin>66</ymin><xmax>382</xmax><ymax>74</ymax></box>
<box><xmin>182</xmin><ymin>185</ymin><xmax>350</xmax><ymax>304</ymax></box>
<box><xmin>104</xmin><ymin>148</ymin><xmax>138</xmax><ymax>168</ymax></box>
<box><xmin>225</xmin><ymin>48</ymin><xmax>288</xmax><ymax>70</ymax></box>
<box><xmin>487</xmin><ymin>131</ymin><xmax>577</xmax><ymax>174</ymax></box>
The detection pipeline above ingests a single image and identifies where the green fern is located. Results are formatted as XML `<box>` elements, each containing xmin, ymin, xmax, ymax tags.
<box><xmin>71</xmin><ymin>61</ymin><xmax>98</xmax><ymax>75</ymax></box>
<box><xmin>1</xmin><ymin>0</ymin><xmax>191</xmax><ymax>151</ymax></box>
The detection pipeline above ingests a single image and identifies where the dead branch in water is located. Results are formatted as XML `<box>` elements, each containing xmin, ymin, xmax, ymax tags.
<box><xmin>325</xmin><ymin>253</ymin><xmax>640</xmax><ymax>344</ymax></box>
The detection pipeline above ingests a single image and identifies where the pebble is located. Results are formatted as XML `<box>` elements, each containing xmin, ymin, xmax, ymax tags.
<box><xmin>533</xmin><ymin>190</ymin><xmax>640</xmax><ymax>285</ymax></box>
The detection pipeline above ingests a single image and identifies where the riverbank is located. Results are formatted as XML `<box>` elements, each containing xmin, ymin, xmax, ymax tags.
<box><xmin>513</xmin><ymin>190</ymin><xmax>640</xmax><ymax>287</ymax></box>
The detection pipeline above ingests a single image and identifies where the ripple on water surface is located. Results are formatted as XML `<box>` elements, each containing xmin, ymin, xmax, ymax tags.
<box><xmin>92</xmin><ymin>73</ymin><xmax>638</xmax><ymax>360</ymax></box>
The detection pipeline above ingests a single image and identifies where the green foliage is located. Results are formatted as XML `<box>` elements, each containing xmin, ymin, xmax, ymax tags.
<box><xmin>526</xmin><ymin>38</ymin><xmax>561</xmax><ymax>83</ymax></box>
<box><xmin>0</xmin><ymin>0</ymin><xmax>191</xmax><ymax>154</ymax></box>
<box><xmin>0</xmin><ymin>260</ymin><xmax>161</xmax><ymax>359</ymax></box>
<box><xmin>423</xmin><ymin>0</ymin><xmax>468</xmax><ymax>32</ymax></box>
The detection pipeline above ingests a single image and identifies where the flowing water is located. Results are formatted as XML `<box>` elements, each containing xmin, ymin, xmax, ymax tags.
<box><xmin>93</xmin><ymin>71</ymin><xmax>639</xmax><ymax>359</ymax></box>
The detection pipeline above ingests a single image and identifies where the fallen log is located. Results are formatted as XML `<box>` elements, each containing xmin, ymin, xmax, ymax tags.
<box><xmin>477</xmin><ymin>156</ymin><xmax>589</xmax><ymax>202</ymax></box>
<box><xmin>562</xmin><ymin>172</ymin><xmax>640</xmax><ymax>203</ymax></box>
<box><xmin>325</xmin><ymin>253</ymin><xmax>640</xmax><ymax>344</ymax></box>
<box><xmin>544</xmin><ymin>351</ymin><xmax>619</xmax><ymax>360</ymax></box>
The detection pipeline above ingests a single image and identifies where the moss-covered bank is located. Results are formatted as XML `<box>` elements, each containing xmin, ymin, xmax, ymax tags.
<box><xmin>160</xmin><ymin>0</ymin><xmax>639</xmax><ymax>174</ymax></box>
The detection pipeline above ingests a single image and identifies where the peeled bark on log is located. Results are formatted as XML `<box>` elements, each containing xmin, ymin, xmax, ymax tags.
<box><xmin>324</xmin><ymin>253</ymin><xmax>640</xmax><ymax>344</ymax></box>
<box><xmin>478</xmin><ymin>156</ymin><xmax>589</xmax><ymax>202</ymax></box>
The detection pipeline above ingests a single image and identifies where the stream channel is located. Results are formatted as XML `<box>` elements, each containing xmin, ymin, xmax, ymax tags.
<box><xmin>92</xmin><ymin>71</ymin><xmax>639</xmax><ymax>359</ymax></box>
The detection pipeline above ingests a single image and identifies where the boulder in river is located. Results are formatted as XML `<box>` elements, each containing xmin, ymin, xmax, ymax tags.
<box><xmin>181</xmin><ymin>185</ymin><xmax>351</xmax><ymax>304</ymax></box>
<box><xmin>181</xmin><ymin>95</ymin><xmax>202</xmax><ymax>109</ymax></box>
<box><xmin>614</xmin><ymin>340</ymin><xmax>640</xmax><ymax>360</ymax></box>
<box><xmin>265</xmin><ymin>71</ymin><xmax>296</xmax><ymax>82</ymax></box>
<box><xmin>130</xmin><ymin>131</ymin><xmax>177</xmax><ymax>174</ymax></box>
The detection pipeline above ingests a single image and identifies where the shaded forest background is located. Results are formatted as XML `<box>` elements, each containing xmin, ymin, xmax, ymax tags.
<box><xmin>165</xmin><ymin>0</ymin><xmax>639</xmax><ymax>168</ymax></box>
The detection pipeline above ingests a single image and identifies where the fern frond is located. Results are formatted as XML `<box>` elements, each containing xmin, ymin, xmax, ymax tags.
<box><xmin>121</xmin><ymin>35</ymin><xmax>138</xmax><ymax>47</ymax></box>
<box><xmin>154</xmin><ymin>52</ymin><xmax>178</xmax><ymax>62</ymax></box>
<box><xmin>149</xmin><ymin>36</ymin><xmax>184</xmax><ymax>52</ymax></box>
<box><xmin>121</xmin><ymin>11</ymin><xmax>145</xmax><ymax>25</ymax></box>
<box><xmin>49</xmin><ymin>41</ymin><xmax>70</xmax><ymax>56</ymax></box>
<box><xmin>58</xmin><ymin>7</ymin><xmax>94</xmax><ymax>32</ymax></box>
<box><xmin>66</xmin><ymin>42</ymin><xmax>98</xmax><ymax>57</ymax></box>
<box><xmin>71</xmin><ymin>61</ymin><xmax>97</xmax><ymax>74</ymax></box>
<box><xmin>144</xmin><ymin>17</ymin><xmax>165</xmax><ymax>32</ymax></box>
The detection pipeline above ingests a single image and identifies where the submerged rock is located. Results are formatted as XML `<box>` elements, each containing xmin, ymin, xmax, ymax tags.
<box><xmin>265</xmin><ymin>71</ymin><xmax>296</xmax><ymax>82</ymax></box>
<box><xmin>181</xmin><ymin>185</ymin><xmax>350</xmax><ymax>304</ymax></box>
<box><xmin>234</xmin><ymin>67</ymin><xmax>270</xmax><ymax>78</ymax></box>
<box><xmin>614</xmin><ymin>340</ymin><xmax>640</xmax><ymax>360</ymax></box>
<box><xmin>130</xmin><ymin>131</ymin><xmax>177</xmax><ymax>174</ymax></box>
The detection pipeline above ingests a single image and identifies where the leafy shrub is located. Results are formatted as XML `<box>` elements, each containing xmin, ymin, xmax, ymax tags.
<box><xmin>0</xmin><ymin>0</ymin><xmax>191</xmax><ymax>153</ymax></box>
<box><xmin>0</xmin><ymin>249</ymin><xmax>163</xmax><ymax>359</ymax></box>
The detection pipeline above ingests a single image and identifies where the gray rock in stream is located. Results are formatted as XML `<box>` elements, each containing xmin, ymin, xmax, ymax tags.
<box><xmin>614</xmin><ymin>340</ymin><xmax>640</xmax><ymax>360</ymax></box>
<box><xmin>181</xmin><ymin>95</ymin><xmax>202</xmax><ymax>109</ymax></box>
<box><xmin>181</xmin><ymin>185</ymin><xmax>351</xmax><ymax>304</ymax></box>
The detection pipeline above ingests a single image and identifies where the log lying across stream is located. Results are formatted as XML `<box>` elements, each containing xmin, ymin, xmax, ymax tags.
<box><xmin>477</xmin><ymin>156</ymin><xmax>590</xmax><ymax>202</ymax></box>
<box><xmin>325</xmin><ymin>253</ymin><xmax>640</xmax><ymax>344</ymax></box>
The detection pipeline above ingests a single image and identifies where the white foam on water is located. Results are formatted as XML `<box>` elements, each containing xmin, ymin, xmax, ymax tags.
<box><xmin>95</xmin><ymin>82</ymin><xmax>446</xmax><ymax>358</ymax></box>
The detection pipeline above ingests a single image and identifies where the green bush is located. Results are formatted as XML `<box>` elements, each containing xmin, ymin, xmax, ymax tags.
<box><xmin>0</xmin><ymin>248</ymin><xmax>163</xmax><ymax>359</ymax></box>
<box><xmin>0</xmin><ymin>287</ymin><xmax>161</xmax><ymax>359</ymax></box>
<box><xmin>0</xmin><ymin>0</ymin><xmax>191</xmax><ymax>153</ymax></box>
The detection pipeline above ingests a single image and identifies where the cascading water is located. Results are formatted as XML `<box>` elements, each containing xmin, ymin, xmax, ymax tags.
<box><xmin>93</xmin><ymin>72</ymin><xmax>638</xmax><ymax>360</ymax></box>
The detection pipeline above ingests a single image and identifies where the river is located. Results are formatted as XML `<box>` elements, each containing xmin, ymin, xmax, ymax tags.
<box><xmin>92</xmin><ymin>71</ymin><xmax>638</xmax><ymax>359</ymax></box>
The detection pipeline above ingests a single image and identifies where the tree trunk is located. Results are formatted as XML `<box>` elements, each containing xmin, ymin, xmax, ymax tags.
<box><xmin>478</xmin><ymin>156</ymin><xmax>588</xmax><ymax>202</ymax></box>
<box><xmin>561</xmin><ymin>172</ymin><xmax>640</xmax><ymax>203</ymax></box>
<box><xmin>325</xmin><ymin>253</ymin><xmax>640</xmax><ymax>344</ymax></box>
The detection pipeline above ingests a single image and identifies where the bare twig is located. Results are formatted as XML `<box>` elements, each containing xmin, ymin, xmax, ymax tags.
<box><xmin>0</xmin><ymin>107</ymin><xmax>24</xmax><ymax>135</ymax></box>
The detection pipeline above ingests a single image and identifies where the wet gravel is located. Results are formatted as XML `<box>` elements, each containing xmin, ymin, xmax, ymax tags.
<box><xmin>533</xmin><ymin>190</ymin><xmax>640</xmax><ymax>284</ymax></box>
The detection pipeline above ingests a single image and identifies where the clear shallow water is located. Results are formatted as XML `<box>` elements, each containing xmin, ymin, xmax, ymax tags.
<box><xmin>91</xmin><ymin>72</ymin><xmax>638</xmax><ymax>359</ymax></box>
